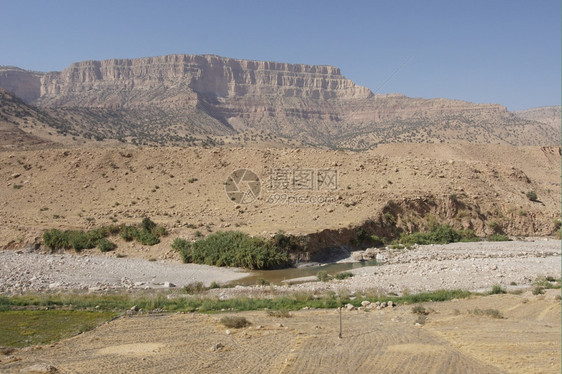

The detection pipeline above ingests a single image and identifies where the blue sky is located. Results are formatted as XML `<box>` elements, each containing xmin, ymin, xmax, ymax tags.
<box><xmin>1</xmin><ymin>0</ymin><xmax>559</xmax><ymax>111</ymax></box>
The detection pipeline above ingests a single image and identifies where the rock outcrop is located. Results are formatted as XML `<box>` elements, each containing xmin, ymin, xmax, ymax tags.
<box><xmin>0</xmin><ymin>67</ymin><xmax>42</xmax><ymax>102</ymax></box>
<box><xmin>0</xmin><ymin>54</ymin><xmax>558</xmax><ymax>148</ymax></box>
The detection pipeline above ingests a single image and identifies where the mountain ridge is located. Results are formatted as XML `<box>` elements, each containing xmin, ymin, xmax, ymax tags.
<box><xmin>0</xmin><ymin>54</ymin><xmax>558</xmax><ymax>149</ymax></box>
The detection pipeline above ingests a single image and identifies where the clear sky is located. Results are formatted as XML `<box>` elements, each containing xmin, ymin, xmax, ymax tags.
<box><xmin>1</xmin><ymin>0</ymin><xmax>559</xmax><ymax>111</ymax></box>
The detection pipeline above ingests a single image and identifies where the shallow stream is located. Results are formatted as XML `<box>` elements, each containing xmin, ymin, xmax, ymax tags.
<box><xmin>235</xmin><ymin>259</ymin><xmax>378</xmax><ymax>285</ymax></box>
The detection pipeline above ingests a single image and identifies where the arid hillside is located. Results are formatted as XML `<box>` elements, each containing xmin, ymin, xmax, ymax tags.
<box><xmin>0</xmin><ymin>55</ymin><xmax>557</xmax><ymax>149</ymax></box>
<box><xmin>1</xmin><ymin>144</ymin><xmax>559</xmax><ymax>256</ymax></box>
<box><xmin>515</xmin><ymin>105</ymin><xmax>560</xmax><ymax>130</ymax></box>
<box><xmin>0</xmin><ymin>88</ymin><xmax>55</xmax><ymax>149</ymax></box>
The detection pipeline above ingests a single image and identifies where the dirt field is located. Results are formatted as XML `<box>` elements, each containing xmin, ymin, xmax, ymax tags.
<box><xmin>1</xmin><ymin>290</ymin><xmax>559</xmax><ymax>374</ymax></box>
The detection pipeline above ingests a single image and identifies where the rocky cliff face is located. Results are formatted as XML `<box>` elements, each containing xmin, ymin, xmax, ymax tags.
<box><xmin>0</xmin><ymin>54</ymin><xmax>558</xmax><ymax>148</ymax></box>
<box><xmin>0</xmin><ymin>67</ymin><xmax>42</xmax><ymax>102</ymax></box>
<box><xmin>36</xmin><ymin>54</ymin><xmax>371</xmax><ymax>107</ymax></box>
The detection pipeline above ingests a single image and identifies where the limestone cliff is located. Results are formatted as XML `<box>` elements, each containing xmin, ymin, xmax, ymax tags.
<box><xmin>35</xmin><ymin>55</ymin><xmax>370</xmax><ymax>107</ymax></box>
<box><xmin>0</xmin><ymin>55</ymin><xmax>557</xmax><ymax>148</ymax></box>
<box><xmin>0</xmin><ymin>67</ymin><xmax>42</xmax><ymax>102</ymax></box>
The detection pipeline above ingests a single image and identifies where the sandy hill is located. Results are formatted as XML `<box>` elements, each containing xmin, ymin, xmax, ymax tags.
<box><xmin>0</xmin><ymin>55</ymin><xmax>558</xmax><ymax>149</ymax></box>
<box><xmin>1</xmin><ymin>144</ymin><xmax>559</xmax><ymax>257</ymax></box>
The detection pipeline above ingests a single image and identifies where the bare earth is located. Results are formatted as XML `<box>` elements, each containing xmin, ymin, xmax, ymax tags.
<box><xmin>1</xmin><ymin>290</ymin><xmax>559</xmax><ymax>374</ymax></box>
<box><xmin>1</xmin><ymin>144</ymin><xmax>560</xmax><ymax>249</ymax></box>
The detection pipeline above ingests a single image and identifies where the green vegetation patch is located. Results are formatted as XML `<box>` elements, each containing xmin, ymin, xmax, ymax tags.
<box><xmin>489</xmin><ymin>284</ymin><xmax>507</xmax><ymax>295</ymax></box>
<box><xmin>526</xmin><ymin>191</ymin><xmax>538</xmax><ymax>202</ymax></box>
<box><xmin>487</xmin><ymin>234</ymin><xmax>511</xmax><ymax>242</ymax></box>
<box><xmin>395</xmin><ymin>224</ymin><xmax>479</xmax><ymax>246</ymax></box>
<box><xmin>43</xmin><ymin>217</ymin><xmax>167</xmax><ymax>252</ymax></box>
<box><xmin>0</xmin><ymin>310</ymin><xmax>116</xmax><ymax>347</ymax></box>
<box><xmin>172</xmin><ymin>231</ymin><xmax>289</xmax><ymax>270</ymax></box>
<box><xmin>0</xmin><ymin>289</ymin><xmax>472</xmax><ymax>315</ymax></box>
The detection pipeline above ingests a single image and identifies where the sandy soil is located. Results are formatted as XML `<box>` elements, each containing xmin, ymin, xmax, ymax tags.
<box><xmin>1</xmin><ymin>290</ymin><xmax>559</xmax><ymax>374</ymax></box>
<box><xmin>1</xmin><ymin>144</ymin><xmax>559</xmax><ymax>248</ymax></box>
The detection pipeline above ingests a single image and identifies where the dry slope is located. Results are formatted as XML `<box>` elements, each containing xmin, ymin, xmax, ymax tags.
<box><xmin>0</xmin><ymin>144</ymin><xmax>559</xmax><ymax>257</ymax></box>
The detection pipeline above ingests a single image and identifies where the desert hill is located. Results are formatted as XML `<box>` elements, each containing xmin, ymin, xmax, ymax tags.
<box><xmin>1</xmin><ymin>144</ymin><xmax>559</xmax><ymax>257</ymax></box>
<box><xmin>0</xmin><ymin>88</ymin><xmax>54</xmax><ymax>149</ymax></box>
<box><xmin>0</xmin><ymin>55</ymin><xmax>558</xmax><ymax>148</ymax></box>
<box><xmin>515</xmin><ymin>105</ymin><xmax>560</xmax><ymax>131</ymax></box>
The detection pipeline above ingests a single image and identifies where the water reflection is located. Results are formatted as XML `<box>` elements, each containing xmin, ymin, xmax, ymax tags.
<box><xmin>234</xmin><ymin>260</ymin><xmax>378</xmax><ymax>285</ymax></box>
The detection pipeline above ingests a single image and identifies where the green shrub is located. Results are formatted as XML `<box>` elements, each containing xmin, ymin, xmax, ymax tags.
<box><xmin>488</xmin><ymin>234</ymin><xmax>510</xmax><ymax>242</ymax></box>
<box><xmin>97</xmin><ymin>238</ymin><xmax>117</xmax><ymax>252</ymax></box>
<box><xmin>119</xmin><ymin>218</ymin><xmax>166</xmax><ymax>246</ymax></box>
<box><xmin>397</xmin><ymin>224</ymin><xmax>474</xmax><ymax>246</ymax></box>
<box><xmin>272</xmin><ymin>231</ymin><xmax>309</xmax><ymax>252</ymax></box>
<box><xmin>220</xmin><ymin>316</ymin><xmax>250</xmax><ymax>328</ymax></box>
<box><xmin>173</xmin><ymin>231</ymin><xmax>288</xmax><ymax>270</ymax></box>
<box><xmin>334</xmin><ymin>272</ymin><xmax>354</xmax><ymax>280</ymax></box>
<box><xmin>526</xmin><ymin>191</ymin><xmax>538</xmax><ymax>202</ymax></box>
<box><xmin>209</xmin><ymin>281</ymin><xmax>221</xmax><ymax>289</ymax></box>
<box><xmin>317</xmin><ymin>270</ymin><xmax>330</xmax><ymax>282</ymax></box>
<box><xmin>171</xmin><ymin>238</ymin><xmax>192</xmax><ymax>262</ymax></box>
<box><xmin>152</xmin><ymin>226</ymin><xmax>168</xmax><ymax>237</ymax></box>
<box><xmin>532</xmin><ymin>286</ymin><xmax>545</xmax><ymax>295</ymax></box>
<box><xmin>183</xmin><ymin>282</ymin><xmax>205</xmax><ymax>294</ymax></box>
<box><xmin>256</xmin><ymin>278</ymin><xmax>270</xmax><ymax>286</ymax></box>
<box><xmin>43</xmin><ymin>229</ymin><xmax>70</xmax><ymax>251</ymax></box>
<box><xmin>42</xmin><ymin>230</ymin><xmax>96</xmax><ymax>252</ymax></box>
<box><xmin>412</xmin><ymin>306</ymin><xmax>428</xmax><ymax>315</ymax></box>
<box><xmin>43</xmin><ymin>219</ymin><xmax>164</xmax><ymax>252</ymax></box>
<box><xmin>133</xmin><ymin>229</ymin><xmax>160</xmax><ymax>245</ymax></box>
<box><xmin>119</xmin><ymin>225</ymin><xmax>137</xmax><ymax>241</ymax></box>
<box><xmin>458</xmin><ymin>229</ymin><xmax>479</xmax><ymax>242</ymax></box>
<box><xmin>489</xmin><ymin>284</ymin><xmax>506</xmax><ymax>294</ymax></box>
<box><xmin>533</xmin><ymin>276</ymin><xmax>561</xmax><ymax>289</ymax></box>
<box><xmin>369</xmin><ymin>235</ymin><xmax>385</xmax><ymax>246</ymax></box>
<box><xmin>141</xmin><ymin>217</ymin><xmax>157</xmax><ymax>233</ymax></box>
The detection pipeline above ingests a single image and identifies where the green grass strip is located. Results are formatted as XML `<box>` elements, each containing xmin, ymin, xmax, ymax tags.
<box><xmin>0</xmin><ymin>310</ymin><xmax>116</xmax><ymax>347</ymax></box>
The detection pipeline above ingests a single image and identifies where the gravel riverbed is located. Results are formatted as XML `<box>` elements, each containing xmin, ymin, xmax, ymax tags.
<box><xmin>0</xmin><ymin>239</ymin><xmax>559</xmax><ymax>296</ymax></box>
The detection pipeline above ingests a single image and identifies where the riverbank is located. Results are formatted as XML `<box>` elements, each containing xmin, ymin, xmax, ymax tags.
<box><xmin>1</xmin><ymin>239</ymin><xmax>559</xmax><ymax>296</ymax></box>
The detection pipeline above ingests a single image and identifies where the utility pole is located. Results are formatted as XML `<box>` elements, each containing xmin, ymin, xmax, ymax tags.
<box><xmin>338</xmin><ymin>296</ymin><xmax>342</xmax><ymax>339</ymax></box>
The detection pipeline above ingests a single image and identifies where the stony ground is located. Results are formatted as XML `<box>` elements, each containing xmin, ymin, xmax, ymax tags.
<box><xmin>1</xmin><ymin>239</ymin><xmax>559</xmax><ymax>297</ymax></box>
